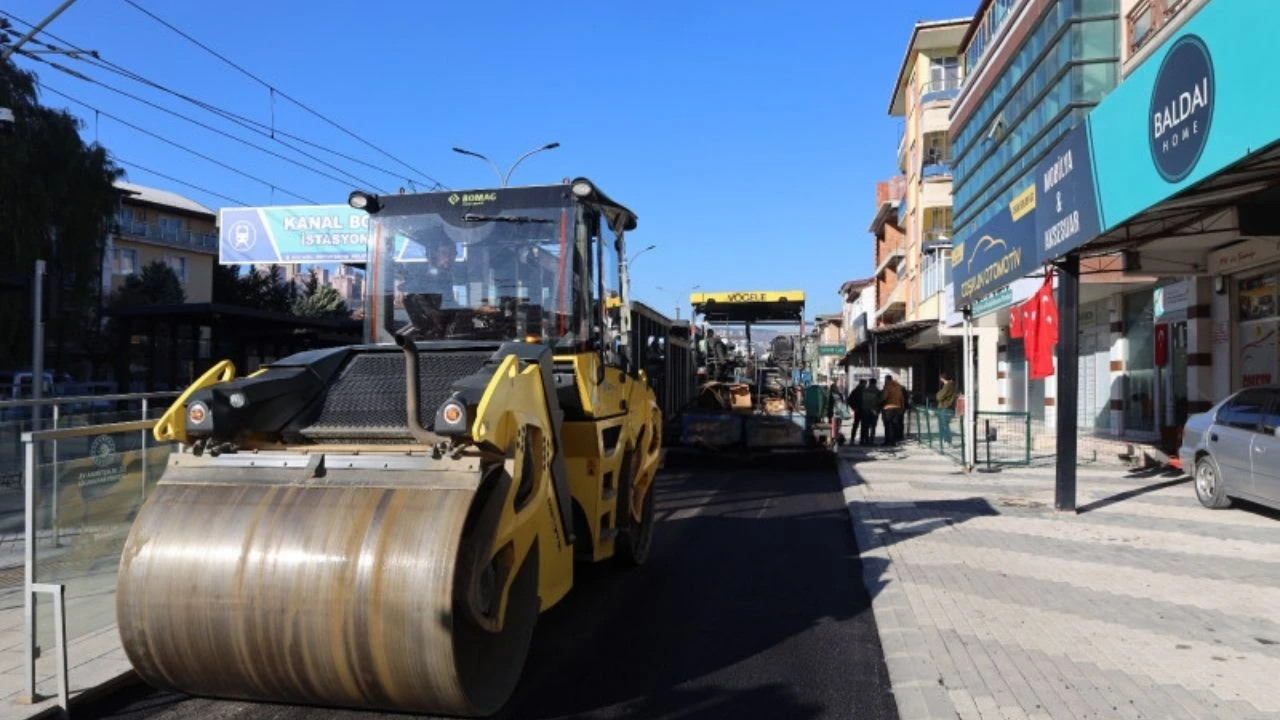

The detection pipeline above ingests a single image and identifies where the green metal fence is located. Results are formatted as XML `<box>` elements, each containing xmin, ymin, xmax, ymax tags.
<box><xmin>909</xmin><ymin>406</ymin><xmax>965</xmax><ymax>464</ymax></box>
<box><xmin>907</xmin><ymin>405</ymin><xmax>1033</xmax><ymax>466</ymax></box>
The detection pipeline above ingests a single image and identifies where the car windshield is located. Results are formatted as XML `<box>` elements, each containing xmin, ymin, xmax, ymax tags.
<box><xmin>368</xmin><ymin>196</ymin><xmax>580</xmax><ymax>345</ymax></box>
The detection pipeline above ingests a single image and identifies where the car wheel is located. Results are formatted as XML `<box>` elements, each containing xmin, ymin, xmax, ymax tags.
<box><xmin>1194</xmin><ymin>455</ymin><xmax>1231</xmax><ymax>509</ymax></box>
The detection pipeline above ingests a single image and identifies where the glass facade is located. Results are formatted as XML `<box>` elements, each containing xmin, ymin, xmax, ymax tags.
<box><xmin>952</xmin><ymin>0</ymin><xmax>1119</xmax><ymax>241</ymax></box>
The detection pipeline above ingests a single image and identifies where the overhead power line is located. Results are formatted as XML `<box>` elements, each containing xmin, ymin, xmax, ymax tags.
<box><xmin>121</xmin><ymin>0</ymin><xmax>448</xmax><ymax>191</ymax></box>
<box><xmin>0</xmin><ymin>9</ymin><xmax>436</xmax><ymax>192</ymax></box>
<box><xmin>111</xmin><ymin>155</ymin><xmax>251</xmax><ymax>206</ymax></box>
<box><xmin>38</xmin><ymin>82</ymin><xmax>319</xmax><ymax>204</ymax></box>
<box><xmin>18</xmin><ymin>47</ymin><xmax>378</xmax><ymax>193</ymax></box>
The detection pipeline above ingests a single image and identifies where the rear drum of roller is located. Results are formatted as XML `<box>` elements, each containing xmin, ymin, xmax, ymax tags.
<box><xmin>116</xmin><ymin>479</ymin><xmax>539</xmax><ymax>717</ymax></box>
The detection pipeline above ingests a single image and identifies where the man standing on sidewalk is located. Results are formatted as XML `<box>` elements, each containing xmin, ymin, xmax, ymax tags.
<box><xmin>859</xmin><ymin>377</ymin><xmax>880</xmax><ymax>445</ymax></box>
<box><xmin>846</xmin><ymin>379</ymin><xmax>865</xmax><ymax>442</ymax></box>
<box><xmin>935</xmin><ymin>370</ymin><xmax>957</xmax><ymax>447</ymax></box>
<box><xmin>880</xmin><ymin>374</ymin><xmax>906</xmax><ymax>445</ymax></box>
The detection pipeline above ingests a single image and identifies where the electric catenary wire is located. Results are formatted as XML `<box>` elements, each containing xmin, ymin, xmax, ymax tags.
<box><xmin>39</xmin><ymin>82</ymin><xmax>320</xmax><ymax>204</ymax></box>
<box><xmin>14</xmin><ymin>47</ymin><xmax>385</xmax><ymax>194</ymax></box>
<box><xmin>0</xmin><ymin>10</ymin><xmax>414</xmax><ymax>193</ymax></box>
<box><xmin>111</xmin><ymin>156</ymin><xmax>251</xmax><ymax>206</ymax></box>
<box><xmin>121</xmin><ymin>0</ymin><xmax>449</xmax><ymax>191</ymax></box>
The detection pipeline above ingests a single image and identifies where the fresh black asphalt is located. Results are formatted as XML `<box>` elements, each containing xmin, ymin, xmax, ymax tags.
<box><xmin>79</xmin><ymin>455</ymin><xmax>899</xmax><ymax>720</ymax></box>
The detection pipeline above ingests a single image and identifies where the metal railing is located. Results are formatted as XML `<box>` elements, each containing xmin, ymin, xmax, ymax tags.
<box><xmin>909</xmin><ymin>404</ymin><xmax>1034</xmax><ymax>467</ymax></box>
<box><xmin>115</xmin><ymin>219</ymin><xmax>218</xmax><ymax>254</ymax></box>
<box><xmin>921</xmin><ymin>77</ymin><xmax>963</xmax><ymax>102</ymax></box>
<box><xmin>924</xmin><ymin>227</ymin><xmax>954</xmax><ymax>242</ymax></box>
<box><xmin>15</xmin><ymin>413</ymin><xmax>172</xmax><ymax>707</ymax></box>
<box><xmin>1127</xmin><ymin>0</ymin><xmax>1196</xmax><ymax>55</ymax></box>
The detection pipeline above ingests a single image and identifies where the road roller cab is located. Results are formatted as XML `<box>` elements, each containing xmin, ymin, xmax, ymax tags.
<box><xmin>121</xmin><ymin>178</ymin><xmax>663</xmax><ymax>717</ymax></box>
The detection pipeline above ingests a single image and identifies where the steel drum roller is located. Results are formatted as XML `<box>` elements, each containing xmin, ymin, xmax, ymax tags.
<box><xmin>116</xmin><ymin>476</ymin><xmax>539</xmax><ymax>717</ymax></box>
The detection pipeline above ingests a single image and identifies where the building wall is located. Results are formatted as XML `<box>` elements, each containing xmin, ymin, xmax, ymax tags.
<box><xmin>107</xmin><ymin>198</ymin><xmax>219</xmax><ymax>304</ymax></box>
<box><xmin>1120</xmin><ymin>0</ymin><xmax>1209</xmax><ymax>75</ymax></box>
<box><xmin>952</xmin><ymin>0</ymin><xmax>1121</xmax><ymax>249</ymax></box>
<box><xmin>901</xmin><ymin>47</ymin><xmax>961</xmax><ymax>324</ymax></box>
<box><xmin>108</xmin><ymin>237</ymin><xmax>215</xmax><ymax>303</ymax></box>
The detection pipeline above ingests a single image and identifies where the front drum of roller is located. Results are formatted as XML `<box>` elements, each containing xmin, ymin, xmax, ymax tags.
<box><xmin>116</xmin><ymin>479</ymin><xmax>539</xmax><ymax>717</ymax></box>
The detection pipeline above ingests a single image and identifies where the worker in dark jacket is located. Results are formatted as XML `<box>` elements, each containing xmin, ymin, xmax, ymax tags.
<box><xmin>846</xmin><ymin>379</ymin><xmax>865</xmax><ymax>442</ymax></box>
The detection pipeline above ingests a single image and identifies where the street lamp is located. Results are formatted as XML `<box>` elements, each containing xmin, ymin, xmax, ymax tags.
<box><xmin>627</xmin><ymin>244</ymin><xmax>656</xmax><ymax>266</ymax></box>
<box><xmin>451</xmin><ymin>142</ymin><xmax>560</xmax><ymax>187</ymax></box>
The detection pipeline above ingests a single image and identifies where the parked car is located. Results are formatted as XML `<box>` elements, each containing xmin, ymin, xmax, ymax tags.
<box><xmin>1179</xmin><ymin>385</ymin><xmax>1280</xmax><ymax>511</ymax></box>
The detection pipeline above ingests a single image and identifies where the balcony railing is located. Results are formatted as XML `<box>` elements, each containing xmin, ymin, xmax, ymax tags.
<box><xmin>875</xmin><ymin>242</ymin><xmax>906</xmax><ymax>276</ymax></box>
<box><xmin>923</xmin><ymin>227</ymin><xmax>954</xmax><ymax>244</ymax></box>
<box><xmin>922</xmin><ymin>157</ymin><xmax>953</xmax><ymax>180</ymax></box>
<box><xmin>1127</xmin><ymin>0</ymin><xmax>1195</xmax><ymax>56</ymax></box>
<box><xmin>921</xmin><ymin>77</ymin><xmax>963</xmax><ymax>104</ymax></box>
<box><xmin>115</xmin><ymin>218</ymin><xmax>218</xmax><ymax>254</ymax></box>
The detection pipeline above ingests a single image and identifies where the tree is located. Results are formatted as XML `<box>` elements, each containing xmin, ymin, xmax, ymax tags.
<box><xmin>0</xmin><ymin>55</ymin><xmax>123</xmax><ymax>373</ymax></box>
<box><xmin>293</xmin><ymin>269</ymin><xmax>349</xmax><ymax>319</ymax></box>
<box><xmin>108</xmin><ymin>260</ymin><xmax>186</xmax><ymax>307</ymax></box>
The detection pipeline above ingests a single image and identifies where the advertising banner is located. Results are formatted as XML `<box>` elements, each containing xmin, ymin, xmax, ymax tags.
<box><xmin>220</xmin><ymin>205</ymin><xmax>372</xmax><ymax>265</ymax></box>
<box><xmin>951</xmin><ymin>0</ymin><xmax>1280</xmax><ymax>308</ymax></box>
<box><xmin>949</xmin><ymin>184</ymin><xmax>1039</xmax><ymax>307</ymax></box>
<box><xmin>1087</xmin><ymin>0</ymin><xmax>1273</xmax><ymax>230</ymax></box>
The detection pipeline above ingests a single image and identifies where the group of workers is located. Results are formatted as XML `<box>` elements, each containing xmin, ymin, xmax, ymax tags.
<box><xmin>831</xmin><ymin>371</ymin><xmax>957</xmax><ymax>447</ymax></box>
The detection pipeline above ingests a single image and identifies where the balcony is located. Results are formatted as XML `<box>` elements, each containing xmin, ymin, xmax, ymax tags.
<box><xmin>922</xmin><ymin>227</ymin><xmax>954</xmax><ymax>253</ymax></box>
<box><xmin>875</xmin><ymin>242</ymin><xmax>906</xmax><ymax>276</ymax></box>
<box><xmin>922</xmin><ymin>158</ymin><xmax>953</xmax><ymax>181</ymax></box>
<box><xmin>920</xmin><ymin>77</ymin><xmax>963</xmax><ymax>106</ymax></box>
<box><xmin>877</xmin><ymin>281</ymin><xmax>907</xmax><ymax>319</ymax></box>
<box><xmin>1127</xmin><ymin>0</ymin><xmax>1196</xmax><ymax>58</ymax></box>
<box><xmin>116</xmin><ymin>218</ymin><xmax>218</xmax><ymax>254</ymax></box>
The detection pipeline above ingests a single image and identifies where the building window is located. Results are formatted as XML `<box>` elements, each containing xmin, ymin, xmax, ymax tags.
<box><xmin>112</xmin><ymin>248</ymin><xmax>137</xmax><ymax>275</ymax></box>
<box><xmin>164</xmin><ymin>254</ymin><xmax>188</xmax><ymax>283</ymax></box>
<box><xmin>929</xmin><ymin>55</ymin><xmax>962</xmax><ymax>93</ymax></box>
<box><xmin>1127</xmin><ymin>0</ymin><xmax>1193</xmax><ymax>57</ymax></box>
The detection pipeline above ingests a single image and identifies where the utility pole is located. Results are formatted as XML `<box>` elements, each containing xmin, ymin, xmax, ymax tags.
<box><xmin>1</xmin><ymin>0</ymin><xmax>83</xmax><ymax>61</ymax></box>
<box><xmin>31</xmin><ymin>260</ymin><xmax>45</xmax><ymax>432</ymax></box>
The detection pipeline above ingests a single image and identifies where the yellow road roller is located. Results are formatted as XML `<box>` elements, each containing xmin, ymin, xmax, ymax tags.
<box><xmin>116</xmin><ymin>178</ymin><xmax>663</xmax><ymax>717</ymax></box>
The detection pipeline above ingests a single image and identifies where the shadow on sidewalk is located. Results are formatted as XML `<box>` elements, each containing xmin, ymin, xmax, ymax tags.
<box><xmin>1077</xmin><ymin>475</ymin><xmax>1191</xmax><ymax>514</ymax></box>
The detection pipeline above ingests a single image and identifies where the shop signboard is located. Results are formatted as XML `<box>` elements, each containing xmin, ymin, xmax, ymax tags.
<box><xmin>1088</xmin><ymin>0</ymin><xmax>1275</xmax><ymax>230</ymax></box>
<box><xmin>951</xmin><ymin>123</ymin><xmax>1101</xmax><ymax>308</ymax></box>
<box><xmin>1240</xmin><ymin>321</ymin><xmax>1277</xmax><ymax>387</ymax></box>
<box><xmin>1154</xmin><ymin>280</ymin><xmax>1189</xmax><ymax>320</ymax></box>
<box><xmin>972</xmin><ymin>286</ymin><xmax>1013</xmax><ymax>318</ymax></box>
<box><xmin>949</xmin><ymin>184</ymin><xmax>1039</xmax><ymax>307</ymax></box>
<box><xmin>952</xmin><ymin>0</ymin><xmax>1280</xmax><ymax>307</ymax></box>
<box><xmin>818</xmin><ymin>344</ymin><xmax>845</xmax><ymax>356</ymax></box>
<box><xmin>1207</xmin><ymin>237</ymin><xmax>1280</xmax><ymax>276</ymax></box>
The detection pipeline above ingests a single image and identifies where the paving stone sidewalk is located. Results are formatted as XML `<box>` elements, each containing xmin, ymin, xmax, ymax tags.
<box><xmin>840</xmin><ymin>443</ymin><xmax>1280</xmax><ymax>720</ymax></box>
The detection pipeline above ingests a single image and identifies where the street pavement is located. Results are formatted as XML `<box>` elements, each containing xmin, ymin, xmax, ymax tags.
<box><xmin>74</xmin><ymin>457</ymin><xmax>900</xmax><ymax>720</ymax></box>
<box><xmin>840</xmin><ymin>442</ymin><xmax>1280</xmax><ymax>720</ymax></box>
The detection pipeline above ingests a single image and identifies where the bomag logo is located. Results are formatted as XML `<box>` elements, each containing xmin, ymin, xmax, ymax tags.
<box><xmin>455</xmin><ymin>192</ymin><xmax>498</xmax><ymax>206</ymax></box>
<box><xmin>959</xmin><ymin>234</ymin><xmax>1024</xmax><ymax>301</ymax></box>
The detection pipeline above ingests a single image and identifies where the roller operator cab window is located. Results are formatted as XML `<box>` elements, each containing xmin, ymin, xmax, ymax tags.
<box><xmin>367</xmin><ymin>192</ymin><xmax>590</xmax><ymax>349</ymax></box>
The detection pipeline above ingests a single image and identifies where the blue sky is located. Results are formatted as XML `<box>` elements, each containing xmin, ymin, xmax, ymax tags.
<box><xmin>8</xmin><ymin>0</ymin><xmax>973</xmax><ymax>320</ymax></box>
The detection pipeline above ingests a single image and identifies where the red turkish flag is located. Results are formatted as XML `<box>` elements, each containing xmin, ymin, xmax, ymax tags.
<box><xmin>1009</xmin><ymin>305</ymin><xmax>1023</xmax><ymax>338</ymax></box>
<box><xmin>1029</xmin><ymin>275</ymin><xmax>1058</xmax><ymax>380</ymax></box>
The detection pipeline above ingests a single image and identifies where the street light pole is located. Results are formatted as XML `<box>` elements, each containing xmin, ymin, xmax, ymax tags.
<box><xmin>503</xmin><ymin>142</ymin><xmax>559</xmax><ymax>186</ymax></box>
<box><xmin>1</xmin><ymin>0</ymin><xmax>82</xmax><ymax>61</ymax></box>
<box><xmin>451</xmin><ymin>142</ymin><xmax>560</xmax><ymax>187</ymax></box>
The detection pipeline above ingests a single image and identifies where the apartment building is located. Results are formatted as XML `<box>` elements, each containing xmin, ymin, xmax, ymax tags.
<box><xmin>105</xmin><ymin>180</ymin><xmax>218</xmax><ymax>302</ymax></box>
<box><xmin>888</xmin><ymin>18</ymin><xmax>970</xmax><ymax>324</ymax></box>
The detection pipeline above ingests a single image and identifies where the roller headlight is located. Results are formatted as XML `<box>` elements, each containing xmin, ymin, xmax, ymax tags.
<box><xmin>187</xmin><ymin>400</ymin><xmax>211</xmax><ymax>432</ymax></box>
<box><xmin>228</xmin><ymin>391</ymin><xmax>247</xmax><ymax>409</ymax></box>
<box><xmin>570</xmin><ymin>180</ymin><xmax>593</xmax><ymax>198</ymax></box>
<box><xmin>434</xmin><ymin>397</ymin><xmax>468</xmax><ymax>436</ymax></box>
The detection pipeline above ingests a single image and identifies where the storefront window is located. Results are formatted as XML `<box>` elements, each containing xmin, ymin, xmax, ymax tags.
<box><xmin>1125</xmin><ymin>291</ymin><xmax>1156</xmax><ymax>433</ymax></box>
<box><xmin>1237</xmin><ymin>272</ymin><xmax>1279</xmax><ymax>388</ymax></box>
